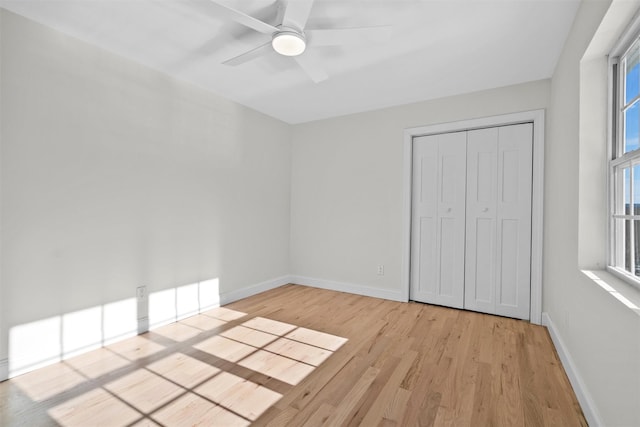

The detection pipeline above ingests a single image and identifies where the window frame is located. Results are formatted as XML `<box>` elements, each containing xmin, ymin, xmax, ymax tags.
<box><xmin>608</xmin><ymin>29</ymin><xmax>640</xmax><ymax>290</ymax></box>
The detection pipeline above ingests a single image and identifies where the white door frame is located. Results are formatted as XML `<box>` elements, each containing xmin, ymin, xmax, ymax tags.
<box><xmin>401</xmin><ymin>110</ymin><xmax>545</xmax><ymax>324</ymax></box>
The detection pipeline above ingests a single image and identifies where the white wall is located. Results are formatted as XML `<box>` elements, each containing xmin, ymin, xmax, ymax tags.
<box><xmin>2</xmin><ymin>2</ymin><xmax>638</xmax><ymax>424</ymax></box>
<box><xmin>0</xmin><ymin>8</ymin><xmax>5</xmax><ymax>381</ymax></box>
<box><xmin>0</xmin><ymin>10</ymin><xmax>291</xmax><ymax>376</ymax></box>
<box><xmin>290</xmin><ymin>1</ymin><xmax>640</xmax><ymax>424</ymax></box>
<box><xmin>545</xmin><ymin>0</ymin><xmax>640</xmax><ymax>425</ymax></box>
<box><xmin>290</xmin><ymin>80</ymin><xmax>550</xmax><ymax>298</ymax></box>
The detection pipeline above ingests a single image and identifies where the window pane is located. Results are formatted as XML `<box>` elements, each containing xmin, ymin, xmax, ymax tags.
<box><xmin>614</xmin><ymin>167</ymin><xmax>629</xmax><ymax>215</ymax></box>
<box><xmin>634</xmin><ymin>165</ymin><xmax>640</xmax><ymax>212</ymax></box>
<box><xmin>625</xmin><ymin>102</ymin><xmax>640</xmax><ymax>153</ymax></box>
<box><xmin>625</xmin><ymin>219</ymin><xmax>633</xmax><ymax>272</ymax></box>
<box><xmin>614</xmin><ymin>218</ymin><xmax>625</xmax><ymax>267</ymax></box>
<box><xmin>625</xmin><ymin>167</ymin><xmax>631</xmax><ymax>214</ymax></box>
<box><xmin>626</xmin><ymin>43</ymin><xmax>640</xmax><ymax>104</ymax></box>
<box><xmin>635</xmin><ymin>220</ymin><xmax>640</xmax><ymax>276</ymax></box>
<box><xmin>623</xmin><ymin>219</ymin><xmax>640</xmax><ymax>275</ymax></box>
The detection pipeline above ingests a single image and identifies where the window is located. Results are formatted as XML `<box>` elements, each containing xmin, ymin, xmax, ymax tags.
<box><xmin>610</xmin><ymin>35</ymin><xmax>640</xmax><ymax>287</ymax></box>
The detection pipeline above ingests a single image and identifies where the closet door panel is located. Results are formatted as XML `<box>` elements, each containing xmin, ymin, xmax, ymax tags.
<box><xmin>499</xmin><ymin>219</ymin><xmax>519</xmax><ymax>306</ymax></box>
<box><xmin>474</xmin><ymin>218</ymin><xmax>494</xmax><ymax>302</ymax></box>
<box><xmin>464</xmin><ymin>128</ymin><xmax>498</xmax><ymax>314</ymax></box>
<box><xmin>411</xmin><ymin>137</ymin><xmax>438</xmax><ymax>299</ymax></box>
<box><xmin>412</xmin><ymin>123</ymin><xmax>533</xmax><ymax>320</ymax></box>
<box><xmin>411</xmin><ymin>132</ymin><xmax>466</xmax><ymax>308</ymax></box>
<box><xmin>495</xmin><ymin>124</ymin><xmax>533</xmax><ymax>319</ymax></box>
<box><xmin>465</xmin><ymin>124</ymin><xmax>533</xmax><ymax>320</ymax></box>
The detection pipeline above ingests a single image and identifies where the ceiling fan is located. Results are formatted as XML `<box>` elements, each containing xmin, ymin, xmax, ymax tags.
<box><xmin>207</xmin><ymin>0</ymin><xmax>392</xmax><ymax>83</ymax></box>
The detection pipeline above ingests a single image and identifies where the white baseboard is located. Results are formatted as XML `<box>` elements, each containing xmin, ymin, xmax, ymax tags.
<box><xmin>1</xmin><ymin>275</ymin><xmax>396</xmax><ymax>382</ymax></box>
<box><xmin>542</xmin><ymin>312</ymin><xmax>603</xmax><ymax>427</ymax></box>
<box><xmin>218</xmin><ymin>275</ymin><xmax>291</xmax><ymax>306</ymax></box>
<box><xmin>0</xmin><ymin>358</ymin><xmax>8</xmax><ymax>382</ymax></box>
<box><xmin>289</xmin><ymin>275</ymin><xmax>405</xmax><ymax>302</ymax></box>
<box><xmin>3</xmin><ymin>276</ymin><xmax>290</xmax><ymax>380</ymax></box>
<box><xmin>144</xmin><ymin>275</ymin><xmax>291</xmax><ymax>331</ymax></box>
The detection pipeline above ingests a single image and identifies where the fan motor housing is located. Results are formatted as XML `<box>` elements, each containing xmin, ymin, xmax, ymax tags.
<box><xmin>272</xmin><ymin>29</ymin><xmax>306</xmax><ymax>56</ymax></box>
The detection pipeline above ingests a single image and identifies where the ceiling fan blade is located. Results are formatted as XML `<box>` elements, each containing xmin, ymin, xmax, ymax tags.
<box><xmin>306</xmin><ymin>26</ymin><xmax>392</xmax><ymax>46</ymax></box>
<box><xmin>222</xmin><ymin>41</ymin><xmax>272</xmax><ymax>66</ymax></box>
<box><xmin>282</xmin><ymin>0</ymin><xmax>314</xmax><ymax>31</ymax></box>
<box><xmin>294</xmin><ymin>53</ymin><xmax>328</xmax><ymax>83</ymax></box>
<box><xmin>207</xmin><ymin>0</ymin><xmax>279</xmax><ymax>34</ymax></box>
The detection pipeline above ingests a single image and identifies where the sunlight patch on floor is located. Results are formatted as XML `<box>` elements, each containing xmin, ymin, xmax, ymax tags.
<box><xmin>152</xmin><ymin>393</ymin><xmax>250</xmax><ymax>427</ymax></box>
<box><xmin>48</xmin><ymin>388</ymin><xmax>142</xmax><ymax>426</ymax></box>
<box><xmin>11</xmin><ymin>363</ymin><xmax>87</xmax><ymax>402</ymax></box>
<box><xmin>107</xmin><ymin>335</ymin><xmax>166</xmax><ymax>361</ymax></box>
<box><xmin>147</xmin><ymin>353</ymin><xmax>221</xmax><ymax>388</ymax></box>
<box><xmin>104</xmin><ymin>369</ymin><xmax>185</xmax><ymax>414</ymax></box>
<box><xmin>65</xmin><ymin>348</ymin><xmax>130</xmax><ymax>379</ymax></box>
<box><xmin>150</xmin><ymin>322</ymin><xmax>202</xmax><ymax>342</ymax></box>
<box><xmin>194</xmin><ymin>335</ymin><xmax>256</xmax><ymax>363</ymax></box>
<box><xmin>195</xmin><ymin>371</ymin><xmax>282</xmax><ymax>421</ymax></box>
<box><xmin>7</xmin><ymin>305</ymin><xmax>348</xmax><ymax>426</ymax></box>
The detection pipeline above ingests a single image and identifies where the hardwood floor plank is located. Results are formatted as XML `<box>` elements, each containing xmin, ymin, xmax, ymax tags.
<box><xmin>258</xmin><ymin>406</ymin><xmax>298</xmax><ymax>427</ymax></box>
<box><xmin>495</xmin><ymin>327</ymin><xmax>524</xmax><ymax>427</ymax></box>
<box><xmin>321</xmin><ymin>366</ymin><xmax>379</xmax><ymax>426</ymax></box>
<box><xmin>346</xmin><ymin>355</ymin><xmax>401</xmax><ymax>426</ymax></box>
<box><xmin>470</xmin><ymin>361</ymin><xmax>494</xmax><ymax>426</ymax></box>
<box><xmin>273</xmin><ymin>319</ymin><xmax>387</xmax><ymax>412</ymax></box>
<box><xmin>382</xmin><ymin>387</ymin><xmax>411</xmax><ymax>423</ymax></box>
<box><xmin>301</xmin><ymin>402</ymin><xmax>335</xmax><ymax>427</ymax></box>
<box><xmin>436</xmin><ymin>313</ymin><xmax>480</xmax><ymax>425</ymax></box>
<box><xmin>281</xmin><ymin>331</ymin><xmax>394</xmax><ymax>426</ymax></box>
<box><xmin>520</xmin><ymin>330</ymin><xmax>547</xmax><ymax>427</ymax></box>
<box><xmin>0</xmin><ymin>285</ymin><xmax>586</xmax><ymax>427</ymax></box>
<box><xmin>357</xmin><ymin>350</ymin><xmax>418</xmax><ymax>426</ymax></box>
<box><xmin>377</xmin><ymin>419</ymin><xmax>397</xmax><ymax>427</ymax></box>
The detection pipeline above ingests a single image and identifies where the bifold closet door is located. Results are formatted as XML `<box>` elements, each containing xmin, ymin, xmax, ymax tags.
<box><xmin>410</xmin><ymin>132</ymin><xmax>466</xmax><ymax>308</ymax></box>
<box><xmin>464</xmin><ymin>124</ymin><xmax>533</xmax><ymax>320</ymax></box>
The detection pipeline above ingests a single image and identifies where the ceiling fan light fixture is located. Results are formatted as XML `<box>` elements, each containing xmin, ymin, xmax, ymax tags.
<box><xmin>272</xmin><ymin>31</ymin><xmax>306</xmax><ymax>56</ymax></box>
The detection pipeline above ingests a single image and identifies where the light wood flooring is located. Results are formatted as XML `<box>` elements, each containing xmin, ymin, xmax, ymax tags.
<box><xmin>0</xmin><ymin>284</ymin><xmax>586</xmax><ymax>426</ymax></box>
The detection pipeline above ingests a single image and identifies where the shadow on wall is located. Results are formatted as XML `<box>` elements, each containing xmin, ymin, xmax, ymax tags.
<box><xmin>8</xmin><ymin>278</ymin><xmax>222</xmax><ymax>378</ymax></box>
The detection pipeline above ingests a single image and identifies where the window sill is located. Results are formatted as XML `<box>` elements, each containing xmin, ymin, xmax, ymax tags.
<box><xmin>581</xmin><ymin>269</ymin><xmax>640</xmax><ymax>317</ymax></box>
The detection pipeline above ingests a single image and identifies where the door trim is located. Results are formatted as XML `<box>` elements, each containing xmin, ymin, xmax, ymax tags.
<box><xmin>401</xmin><ymin>110</ymin><xmax>545</xmax><ymax>324</ymax></box>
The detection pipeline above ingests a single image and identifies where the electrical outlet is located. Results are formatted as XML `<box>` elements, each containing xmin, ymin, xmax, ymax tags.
<box><xmin>136</xmin><ymin>286</ymin><xmax>147</xmax><ymax>300</ymax></box>
<box><xmin>377</xmin><ymin>265</ymin><xmax>384</xmax><ymax>275</ymax></box>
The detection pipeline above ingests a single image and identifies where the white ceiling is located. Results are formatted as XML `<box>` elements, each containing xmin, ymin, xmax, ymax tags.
<box><xmin>0</xmin><ymin>0</ymin><xmax>580</xmax><ymax>124</ymax></box>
